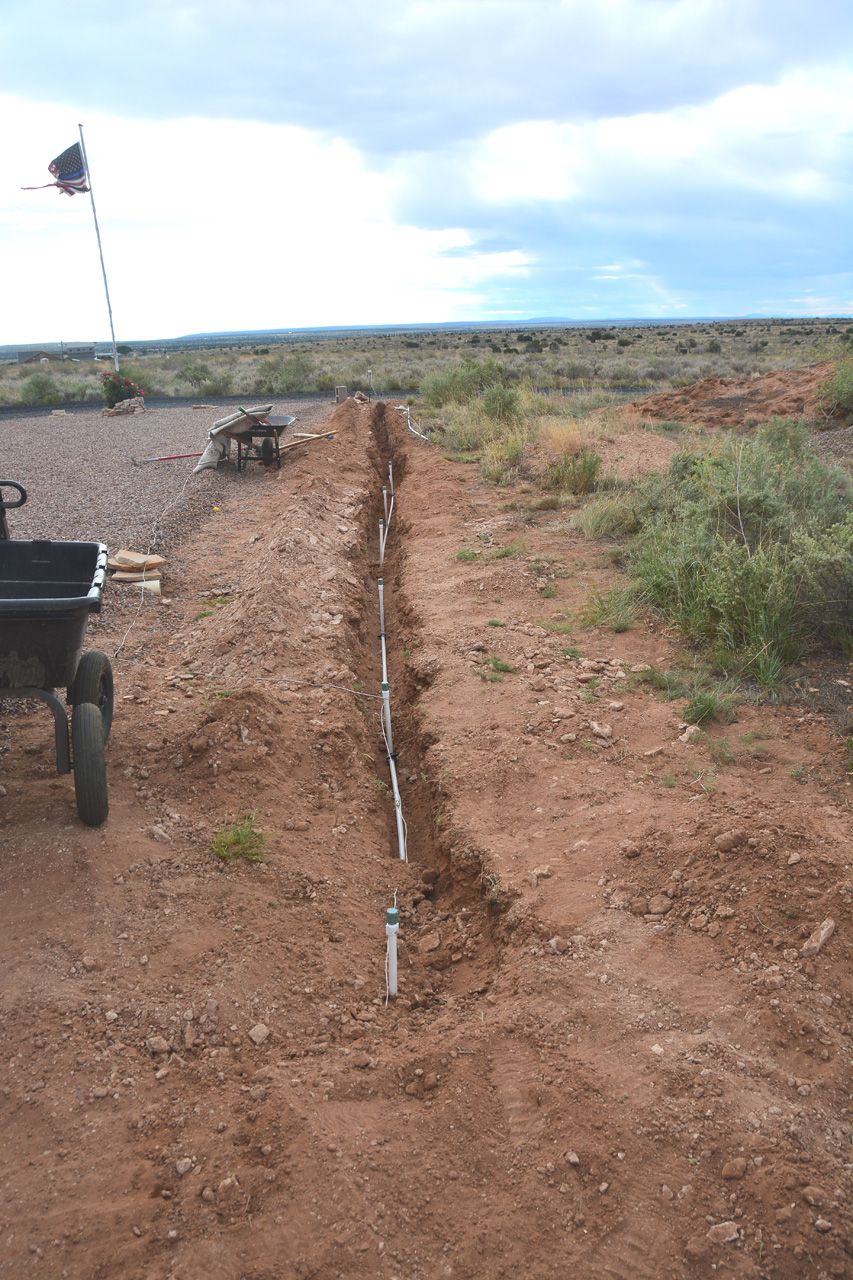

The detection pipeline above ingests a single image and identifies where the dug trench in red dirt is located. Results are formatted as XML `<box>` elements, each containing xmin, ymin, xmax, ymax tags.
<box><xmin>1</xmin><ymin>398</ymin><xmax>852</xmax><ymax>1280</ymax></box>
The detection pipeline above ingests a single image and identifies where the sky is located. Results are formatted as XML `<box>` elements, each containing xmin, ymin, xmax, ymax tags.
<box><xmin>1</xmin><ymin>0</ymin><xmax>851</xmax><ymax>343</ymax></box>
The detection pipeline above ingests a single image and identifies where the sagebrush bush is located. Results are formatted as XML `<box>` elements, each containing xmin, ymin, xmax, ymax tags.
<box><xmin>629</xmin><ymin>418</ymin><xmax>853</xmax><ymax>679</ymax></box>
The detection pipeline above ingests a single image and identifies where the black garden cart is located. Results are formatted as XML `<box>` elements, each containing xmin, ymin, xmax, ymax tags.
<box><xmin>0</xmin><ymin>481</ymin><xmax>113</xmax><ymax>826</ymax></box>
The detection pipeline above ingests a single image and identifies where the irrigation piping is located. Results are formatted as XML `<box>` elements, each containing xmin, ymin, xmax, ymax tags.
<box><xmin>395</xmin><ymin>405</ymin><xmax>430</xmax><ymax>442</ymax></box>
<box><xmin>375</xmin><ymin>460</ymin><xmax>407</xmax><ymax>862</ymax></box>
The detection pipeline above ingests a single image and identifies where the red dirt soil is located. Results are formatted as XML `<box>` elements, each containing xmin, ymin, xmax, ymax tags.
<box><xmin>631</xmin><ymin>363</ymin><xmax>836</xmax><ymax>429</ymax></box>
<box><xmin>2</xmin><ymin>400</ymin><xmax>853</xmax><ymax>1280</ymax></box>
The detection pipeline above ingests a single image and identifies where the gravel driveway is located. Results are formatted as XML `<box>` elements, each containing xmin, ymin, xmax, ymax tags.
<box><xmin>0</xmin><ymin>397</ymin><xmax>334</xmax><ymax>554</ymax></box>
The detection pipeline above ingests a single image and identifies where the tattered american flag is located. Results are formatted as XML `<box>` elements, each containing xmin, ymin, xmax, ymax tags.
<box><xmin>22</xmin><ymin>142</ymin><xmax>90</xmax><ymax>196</ymax></box>
<box><xmin>48</xmin><ymin>143</ymin><xmax>89</xmax><ymax>195</ymax></box>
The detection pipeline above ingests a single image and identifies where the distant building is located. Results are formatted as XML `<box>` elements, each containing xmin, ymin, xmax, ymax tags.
<box><xmin>18</xmin><ymin>350</ymin><xmax>62</xmax><ymax>363</ymax></box>
<box><xmin>64</xmin><ymin>344</ymin><xmax>95</xmax><ymax>361</ymax></box>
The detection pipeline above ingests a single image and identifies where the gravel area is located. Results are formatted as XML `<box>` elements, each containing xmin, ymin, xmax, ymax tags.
<box><xmin>0</xmin><ymin>397</ymin><xmax>335</xmax><ymax>553</ymax></box>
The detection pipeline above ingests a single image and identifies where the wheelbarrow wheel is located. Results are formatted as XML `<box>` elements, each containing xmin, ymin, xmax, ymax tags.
<box><xmin>260</xmin><ymin>436</ymin><xmax>275</xmax><ymax>466</ymax></box>
<box><xmin>72</xmin><ymin>702</ymin><xmax>109</xmax><ymax>827</ymax></box>
<box><xmin>69</xmin><ymin>649</ymin><xmax>114</xmax><ymax>741</ymax></box>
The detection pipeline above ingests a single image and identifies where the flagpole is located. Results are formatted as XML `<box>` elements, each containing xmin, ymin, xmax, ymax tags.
<box><xmin>77</xmin><ymin>124</ymin><xmax>119</xmax><ymax>374</ymax></box>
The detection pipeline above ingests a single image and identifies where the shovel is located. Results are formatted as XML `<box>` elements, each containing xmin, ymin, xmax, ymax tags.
<box><xmin>131</xmin><ymin>451</ymin><xmax>205</xmax><ymax>465</ymax></box>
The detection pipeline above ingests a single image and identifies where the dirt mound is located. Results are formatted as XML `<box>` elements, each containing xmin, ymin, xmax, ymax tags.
<box><xmin>631</xmin><ymin>363</ymin><xmax>835</xmax><ymax>429</ymax></box>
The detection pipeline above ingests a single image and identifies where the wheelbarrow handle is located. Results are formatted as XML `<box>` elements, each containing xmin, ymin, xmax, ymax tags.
<box><xmin>0</xmin><ymin>480</ymin><xmax>27</xmax><ymax>510</ymax></box>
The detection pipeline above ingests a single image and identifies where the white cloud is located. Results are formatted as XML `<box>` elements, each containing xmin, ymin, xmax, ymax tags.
<box><xmin>467</xmin><ymin>68</ymin><xmax>852</xmax><ymax>209</ymax></box>
<box><xmin>1</xmin><ymin>98</ymin><xmax>528</xmax><ymax>340</ymax></box>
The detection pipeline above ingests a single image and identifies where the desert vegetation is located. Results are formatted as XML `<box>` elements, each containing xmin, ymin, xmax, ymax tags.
<box><xmin>2</xmin><ymin>317</ymin><xmax>850</xmax><ymax>408</ymax></box>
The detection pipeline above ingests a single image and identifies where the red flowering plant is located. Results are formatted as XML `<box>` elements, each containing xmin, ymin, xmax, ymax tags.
<box><xmin>101</xmin><ymin>370</ymin><xmax>144</xmax><ymax>409</ymax></box>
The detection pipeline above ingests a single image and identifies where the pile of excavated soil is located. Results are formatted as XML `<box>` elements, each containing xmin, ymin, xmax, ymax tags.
<box><xmin>1</xmin><ymin>399</ymin><xmax>852</xmax><ymax>1280</ymax></box>
<box><xmin>630</xmin><ymin>363</ymin><xmax>836</xmax><ymax>429</ymax></box>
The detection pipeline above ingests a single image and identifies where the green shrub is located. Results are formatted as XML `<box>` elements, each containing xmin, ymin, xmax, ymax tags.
<box><xmin>20</xmin><ymin>372</ymin><xmax>59</xmax><ymax>404</ymax></box>
<box><xmin>577</xmin><ymin>585</ymin><xmax>638</xmax><ymax>632</ymax></box>
<box><xmin>819</xmin><ymin>357</ymin><xmax>853</xmax><ymax>418</ymax></box>
<box><xmin>211</xmin><ymin>810</ymin><xmax>268</xmax><ymax>862</ymax></box>
<box><xmin>573</xmin><ymin>493</ymin><xmax>638</xmax><ymax>539</ymax></box>
<box><xmin>482</xmin><ymin>383</ymin><xmax>522</xmax><ymax>425</ymax></box>
<box><xmin>629</xmin><ymin>419</ymin><xmax>853</xmax><ymax>676</ymax></box>
<box><xmin>545</xmin><ymin>448</ymin><xmax>601</xmax><ymax>493</ymax></box>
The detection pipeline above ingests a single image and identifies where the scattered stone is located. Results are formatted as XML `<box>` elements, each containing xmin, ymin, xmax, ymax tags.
<box><xmin>176</xmin><ymin>1159</ymin><xmax>193</xmax><ymax>1176</ymax></box>
<box><xmin>647</xmin><ymin>895</ymin><xmax>673</xmax><ymax>915</ymax></box>
<box><xmin>248</xmin><ymin>1023</ymin><xmax>270</xmax><ymax>1046</ymax></box>
<box><xmin>81</xmin><ymin>955</ymin><xmax>97</xmax><ymax>971</ymax></box>
<box><xmin>630</xmin><ymin>897</ymin><xmax>648</xmax><ymax>915</ymax></box>
<box><xmin>678</xmin><ymin>725</ymin><xmax>700</xmax><ymax>743</ymax></box>
<box><xmin>706</xmin><ymin>1221</ymin><xmax>739</xmax><ymax>1244</ymax></box>
<box><xmin>643</xmin><ymin>747</ymin><xmax>664</xmax><ymax>758</ymax></box>
<box><xmin>548</xmin><ymin>936</ymin><xmax>569</xmax><ymax>953</ymax></box>
<box><xmin>608</xmin><ymin>702</ymin><xmax>624</xmax><ymax>711</ymax></box>
<box><xmin>802</xmin><ymin>1186</ymin><xmax>827</xmax><ymax>1207</ymax></box>
<box><xmin>714</xmin><ymin>830</ymin><xmax>746</xmax><ymax>853</ymax></box>
<box><xmin>630</xmin><ymin>664</ymin><xmax>651</xmax><ymax>673</ymax></box>
<box><xmin>351</xmin><ymin>1053</ymin><xmax>371</xmax><ymax>1069</ymax></box>
<box><xmin>421</xmin><ymin>932</ymin><xmax>441</xmax><ymax>952</ymax></box>
<box><xmin>589</xmin><ymin>721</ymin><xmax>612</xmax><ymax>740</ymax></box>
<box><xmin>533</xmin><ymin>865</ymin><xmax>552</xmax><ymax>879</ymax></box>
<box><xmin>721</xmin><ymin>1158</ymin><xmax>747</xmax><ymax>1180</ymax></box>
<box><xmin>814</xmin><ymin>1218</ymin><xmax>832</xmax><ymax>1233</ymax></box>
<box><xmin>201</xmin><ymin>1186</ymin><xmax>215</xmax><ymax>1202</ymax></box>
<box><xmin>689</xmin><ymin>915</ymin><xmax>709</xmax><ymax>931</ymax></box>
<box><xmin>139</xmin><ymin>955</ymin><xmax>149</xmax><ymax>966</ymax></box>
<box><xmin>148</xmin><ymin>825</ymin><xmax>171</xmax><ymax>844</ymax></box>
<box><xmin>685</xmin><ymin>1237</ymin><xmax>708</xmax><ymax>1261</ymax></box>
<box><xmin>91</xmin><ymin>1085</ymin><xmax>109</xmax><ymax>1098</ymax></box>
<box><xmin>566</xmin><ymin>1151</ymin><xmax>580</xmax><ymax>1165</ymax></box>
<box><xmin>146</xmin><ymin>1035</ymin><xmax>171</xmax><ymax>1056</ymax></box>
<box><xmin>249</xmin><ymin>1085</ymin><xmax>266</xmax><ymax>1101</ymax></box>
<box><xmin>707</xmin><ymin>921</ymin><xmax>721</xmax><ymax>938</ymax></box>
<box><xmin>788</xmin><ymin>852</ymin><xmax>802</xmax><ymax>866</ymax></box>
<box><xmin>650</xmin><ymin>1044</ymin><xmax>665</xmax><ymax>1056</ymax></box>
<box><xmin>800</xmin><ymin>918</ymin><xmax>835</xmax><ymax>958</ymax></box>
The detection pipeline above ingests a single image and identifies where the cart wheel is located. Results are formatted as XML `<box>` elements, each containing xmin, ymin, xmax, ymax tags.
<box><xmin>72</xmin><ymin>703</ymin><xmax>109</xmax><ymax>827</ymax></box>
<box><xmin>69</xmin><ymin>649</ymin><xmax>114</xmax><ymax>741</ymax></box>
<box><xmin>260</xmin><ymin>436</ymin><xmax>275</xmax><ymax>466</ymax></box>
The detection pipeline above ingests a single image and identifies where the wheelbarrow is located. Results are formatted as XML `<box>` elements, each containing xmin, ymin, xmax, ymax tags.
<box><xmin>0</xmin><ymin>481</ymin><xmax>113</xmax><ymax>826</ymax></box>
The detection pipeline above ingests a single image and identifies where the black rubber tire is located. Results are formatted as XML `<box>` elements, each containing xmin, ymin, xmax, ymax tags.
<box><xmin>260</xmin><ymin>436</ymin><xmax>275</xmax><ymax>466</ymax></box>
<box><xmin>72</xmin><ymin>702</ymin><xmax>109</xmax><ymax>827</ymax></box>
<box><xmin>69</xmin><ymin>649</ymin><xmax>114</xmax><ymax>741</ymax></box>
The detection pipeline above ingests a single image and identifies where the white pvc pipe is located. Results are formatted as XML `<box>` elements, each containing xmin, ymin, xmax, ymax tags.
<box><xmin>378</xmin><ymin>577</ymin><xmax>386</xmax><ymax>633</ymax></box>
<box><xmin>383</xmin><ymin>485</ymin><xmax>388</xmax><ymax>523</ymax></box>
<box><xmin>386</xmin><ymin>907</ymin><xmax>399</xmax><ymax>997</ymax></box>
<box><xmin>379</xmin><ymin>518</ymin><xmax>385</xmax><ymax>567</ymax></box>
<box><xmin>388</xmin><ymin>462</ymin><xmax>394</xmax><ymax>496</ymax></box>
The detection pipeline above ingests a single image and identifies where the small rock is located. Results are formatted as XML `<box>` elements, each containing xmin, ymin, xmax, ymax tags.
<box><xmin>800</xmin><ymin>918</ymin><xmax>835</xmax><ymax>959</ymax></box>
<box><xmin>176</xmin><ymin>1158</ymin><xmax>193</xmax><ymax>1176</ymax></box>
<box><xmin>421</xmin><ymin>932</ymin><xmax>441</xmax><ymax>952</ymax></box>
<box><xmin>708</xmin><ymin>921</ymin><xmax>721</xmax><ymax>938</ymax></box>
<box><xmin>685</xmin><ymin>1237</ymin><xmax>708</xmax><ymax>1261</ymax></box>
<box><xmin>630</xmin><ymin>897</ymin><xmax>648</xmax><ymax>915</ymax></box>
<box><xmin>814</xmin><ymin>1218</ymin><xmax>832</xmax><ymax>1233</ymax></box>
<box><xmin>689</xmin><ymin>915</ymin><xmax>709</xmax><ymax>931</ymax></box>
<box><xmin>721</xmin><ymin>1158</ymin><xmax>747</xmax><ymax>1180</ymax></box>
<box><xmin>647</xmin><ymin>895</ymin><xmax>673</xmax><ymax>915</ymax></box>
<box><xmin>802</xmin><ymin>1185</ymin><xmax>827</xmax><ymax>1207</ymax></box>
<box><xmin>630</xmin><ymin>663</ymin><xmax>651</xmax><ymax>673</ymax></box>
<box><xmin>608</xmin><ymin>702</ymin><xmax>624</xmax><ymax>711</ymax></box>
<box><xmin>81</xmin><ymin>955</ymin><xmax>97</xmax><ymax>971</ymax></box>
<box><xmin>91</xmin><ymin>1085</ymin><xmax>109</xmax><ymax>1098</ymax></box>
<box><xmin>548</xmin><ymin>936</ymin><xmax>569</xmax><ymax>953</ymax></box>
<box><xmin>248</xmin><ymin>1023</ymin><xmax>270</xmax><ymax>1046</ymax></box>
<box><xmin>589</xmin><ymin>721</ymin><xmax>612</xmax><ymax>740</ymax></box>
<box><xmin>249</xmin><ymin>1085</ymin><xmax>266</xmax><ymax>1101</ymax></box>
<box><xmin>566</xmin><ymin>1151</ymin><xmax>580</xmax><ymax>1165</ymax></box>
<box><xmin>714</xmin><ymin>829</ymin><xmax>746</xmax><ymax>853</ymax></box>
<box><xmin>351</xmin><ymin>1053</ymin><xmax>371</xmax><ymax>1069</ymax></box>
<box><xmin>201</xmin><ymin>1186</ymin><xmax>215</xmax><ymax>1202</ymax></box>
<box><xmin>146</xmin><ymin>1035</ymin><xmax>171</xmax><ymax>1055</ymax></box>
<box><xmin>533</xmin><ymin>865</ymin><xmax>552</xmax><ymax>879</ymax></box>
<box><xmin>787</xmin><ymin>852</ymin><xmax>801</xmax><ymax>866</ymax></box>
<box><xmin>148</xmin><ymin>825</ymin><xmax>171</xmax><ymax>844</ymax></box>
<box><xmin>139</xmin><ymin>955</ymin><xmax>149</xmax><ymax>966</ymax></box>
<box><xmin>650</xmin><ymin>1043</ymin><xmax>665</xmax><ymax>1056</ymax></box>
<box><xmin>706</xmin><ymin>1220</ymin><xmax>739</xmax><ymax>1244</ymax></box>
<box><xmin>678</xmin><ymin>725</ymin><xmax>700</xmax><ymax>743</ymax></box>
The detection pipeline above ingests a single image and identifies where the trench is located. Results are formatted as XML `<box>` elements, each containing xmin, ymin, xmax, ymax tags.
<box><xmin>360</xmin><ymin>402</ymin><xmax>500</xmax><ymax>986</ymax></box>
